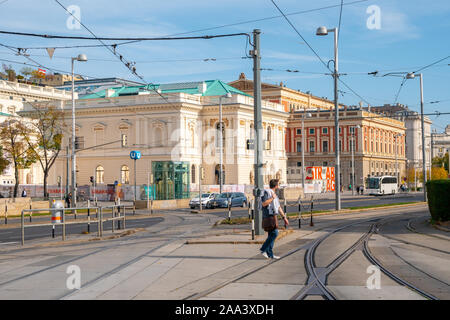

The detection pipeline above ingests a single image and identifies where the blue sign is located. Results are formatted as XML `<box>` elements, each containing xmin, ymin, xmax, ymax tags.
<box><xmin>130</xmin><ymin>150</ymin><xmax>141</xmax><ymax>160</ymax></box>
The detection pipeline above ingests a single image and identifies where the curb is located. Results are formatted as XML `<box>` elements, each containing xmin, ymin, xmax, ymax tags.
<box><xmin>185</xmin><ymin>229</ymin><xmax>294</xmax><ymax>245</ymax></box>
<box><xmin>433</xmin><ymin>224</ymin><xmax>450</xmax><ymax>233</ymax></box>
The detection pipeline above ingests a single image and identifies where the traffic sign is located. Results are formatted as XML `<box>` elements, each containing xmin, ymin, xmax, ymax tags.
<box><xmin>130</xmin><ymin>150</ymin><xmax>141</xmax><ymax>160</ymax></box>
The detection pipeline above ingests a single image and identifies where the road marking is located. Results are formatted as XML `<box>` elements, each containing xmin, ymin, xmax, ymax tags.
<box><xmin>1</xmin><ymin>242</ymin><xmax>19</xmax><ymax>245</ymax></box>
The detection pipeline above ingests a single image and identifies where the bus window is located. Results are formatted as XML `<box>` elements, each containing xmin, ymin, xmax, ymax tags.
<box><xmin>367</xmin><ymin>178</ymin><xmax>380</xmax><ymax>189</ymax></box>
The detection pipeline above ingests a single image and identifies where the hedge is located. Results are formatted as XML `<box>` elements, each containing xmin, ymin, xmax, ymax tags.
<box><xmin>426</xmin><ymin>180</ymin><xmax>450</xmax><ymax>222</ymax></box>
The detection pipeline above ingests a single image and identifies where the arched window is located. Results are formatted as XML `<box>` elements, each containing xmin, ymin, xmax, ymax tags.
<box><xmin>120</xmin><ymin>165</ymin><xmax>129</xmax><ymax>184</ymax></box>
<box><xmin>96</xmin><ymin>166</ymin><xmax>104</xmax><ymax>184</ymax></box>
<box><xmin>191</xmin><ymin>164</ymin><xmax>196</xmax><ymax>183</ymax></box>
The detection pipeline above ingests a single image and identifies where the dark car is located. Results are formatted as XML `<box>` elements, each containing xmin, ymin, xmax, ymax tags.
<box><xmin>210</xmin><ymin>192</ymin><xmax>247</xmax><ymax>208</ymax></box>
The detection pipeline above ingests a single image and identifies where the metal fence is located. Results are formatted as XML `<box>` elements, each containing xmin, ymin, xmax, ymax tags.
<box><xmin>20</xmin><ymin>204</ymin><xmax>127</xmax><ymax>245</ymax></box>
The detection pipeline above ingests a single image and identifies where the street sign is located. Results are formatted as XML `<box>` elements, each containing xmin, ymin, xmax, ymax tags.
<box><xmin>130</xmin><ymin>150</ymin><xmax>141</xmax><ymax>160</ymax></box>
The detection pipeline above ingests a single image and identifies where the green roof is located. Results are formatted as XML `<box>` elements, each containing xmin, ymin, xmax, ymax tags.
<box><xmin>80</xmin><ymin>80</ymin><xmax>250</xmax><ymax>99</ymax></box>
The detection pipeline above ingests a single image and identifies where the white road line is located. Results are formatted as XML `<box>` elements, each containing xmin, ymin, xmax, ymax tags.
<box><xmin>1</xmin><ymin>242</ymin><xmax>19</xmax><ymax>245</ymax></box>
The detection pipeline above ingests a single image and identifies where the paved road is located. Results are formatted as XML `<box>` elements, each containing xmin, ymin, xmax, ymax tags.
<box><xmin>187</xmin><ymin>193</ymin><xmax>424</xmax><ymax>219</ymax></box>
<box><xmin>0</xmin><ymin>204</ymin><xmax>447</xmax><ymax>300</ymax></box>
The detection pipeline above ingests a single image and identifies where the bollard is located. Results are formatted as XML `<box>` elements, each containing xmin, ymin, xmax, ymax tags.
<box><xmin>21</xmin><ymin>210</ymin><xmax>24</xmax><ymax>246</ymax></box>
<box><xmin>118</xmin><ymin>205</ymin><xmax>121</xmax><ymax>230</ymax></box>
<box><xmin>99</xmin><ymin>207</ymin><xmax>103</xmax><ymax>237</ymax></box>
<box><xmin>122</xmin><ymin>205</ymin><xmax>126</xmax><ymax>229</ymax></box>
<box><xmin>310</xmin><ymin>197</ymin><xmax>314</xmax><ymax>227</ymax></box>
<box><xmin>112</xmin><ymin>207</ymin><xmax>115</xmax><ymax>233</ymax></box>
<box><xmin>4</xmin><ymin>203</ymin><xmax>7</xmax><ymax>225</ymax></box>
<box><xmin>62</xmin><ymin>209</ymin><xmax>66</xmax><ymax>241</ymax></box>
<box><xmin>52</xmin><ymin>225</ymin><xmax>55</xmax><ymax>238</ymax></box>
<box><xmin>251</xmin><ymin>198</ymin><xmax>255</xmax><ymax>240</ymax></box>
<box><xmin>247</xmin><ymin>197</ymin><xmax>251</xmax><ymax>219</ymax></box>
<box><xmin>227</xmin><ymin>197</ymin><xmax>231</xmax><ymax>221</ymax></box>
<box><xmin>133</xmin><ymin>200</ymin><xmax>136</xmax><ymax>216</ymax></box>
<box><xmin>150</xmin><ymin>197</ymin><xmax>153</xmax><ymax>215</ymax></box>
<box><xmin>298</xmin><ymin>199</ymin><xmax>302</xmax><ymax>229</ymax></box>
<box><xmin>88</xmin><ymin>199</ymin><xmax>91</xmax><ymax>233</ymax></box>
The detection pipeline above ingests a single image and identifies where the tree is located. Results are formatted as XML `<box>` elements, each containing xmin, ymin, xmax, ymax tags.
<box><xmin>2</xmin><ymin>64</ymin><xmax>16</xmax><ymax>81</ymax></box>
<box><xmin>0</xmin><ymin>119</ymin><xmax>37</xmax><ymax>197</ymax></box>
<box><xmin>20</xmin><ymin>103</ymin><xmax>66</xmax><ymax>199</ymax></box>
<box><xmin>20</xmin><ymin>67</ymin><xmax>34</xmax><ymax>81</ymax></box>
<box><xmin>0</xmin><ymin>147</ymin><xmax>10</xmax><ymax>175</ymax></box>
<box><xmin>432</xmin><ymin>153</ymin><xmax>449</xmax><ymax>172</ymax></box>
<box><xmin>431</xmin><ymin>167</ymin><xmax>448</xmax><ymax>180</ymax></box>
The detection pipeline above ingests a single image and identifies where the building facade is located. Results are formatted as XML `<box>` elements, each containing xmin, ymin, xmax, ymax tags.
<box><xmin>369</xmin><ymin>104</ymin><xmax>432</xmax><ymax>179</ymax></box>
<box><xmin>285</xmin><ymin>108</ymin><xmax>407</xmax><ymax>187</ymax></box>
<box><xmin>432</xmin><ymin>125</ymin><xmax>450</xmax><ymax>159</ymax></box>
<box><xmin>39</xmin><ymin>80</ymin><xmax>288</xmax><ymax>200</ymax></box>
<box><xmin>0</xmin><ymin>79</ymin><xmax>73</xmax><ymax>186</ymax></box>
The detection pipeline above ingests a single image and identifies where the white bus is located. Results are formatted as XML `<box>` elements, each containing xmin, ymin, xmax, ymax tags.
<box><xmin>366</xmin><ymin>176</ymin><xmax>398</xmax><ymax>196</ymax></box>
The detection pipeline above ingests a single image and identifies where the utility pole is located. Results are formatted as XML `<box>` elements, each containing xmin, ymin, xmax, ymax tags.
<box><xmin>251</xmin><ymin>29</ymin><xmax>263</xmax><ymax>236</ymax></box>
<box><xmin>65</xmin><ymin>145</ymin><xmax>69</xmax><ymax>201</ymax></box>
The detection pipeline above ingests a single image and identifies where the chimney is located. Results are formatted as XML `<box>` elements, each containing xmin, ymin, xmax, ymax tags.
<box><xmin>239</xmin><ymin>72</ymin><xmax>246</xmax><ymax>80</ymax></box>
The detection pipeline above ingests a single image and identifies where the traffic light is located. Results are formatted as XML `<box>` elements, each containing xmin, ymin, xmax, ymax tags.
<box><xmin>90</xmin><ymin>176</ymin><xmax>95</xmax><ymax>185</ymax></box>
<box><xmin>200</xmin><ymin>167</ymin><xmax>205</xmax><ymax>180</ymax></box>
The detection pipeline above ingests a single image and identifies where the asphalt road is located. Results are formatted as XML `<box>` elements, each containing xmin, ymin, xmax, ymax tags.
<box><xmin>0</xmin><ymin>193</ymin><xmax>423</xmax><ymax>245</ymax></box>
<box><xmin>189</xmin><ymin>192</ymin><xmax>424</xmax><ymax>219</ymax></box>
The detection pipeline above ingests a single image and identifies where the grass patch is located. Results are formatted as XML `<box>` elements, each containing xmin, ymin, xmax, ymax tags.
<box><xmin>216</xmin><ymin>217</ymin><xmax>252</xmax><ymax>225</ymax></box>
<box><xmin>347</xmin><ymin>202</ymin><xmax>416</xmax><ymax>210</ymax></box>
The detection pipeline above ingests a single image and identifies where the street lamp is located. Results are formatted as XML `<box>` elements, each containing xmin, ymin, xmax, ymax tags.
<box><xmin>71</xmin><ymin>54</ymin><xmax>87</xmax><ymax>208</ymax></box>
<box><xmin>301</xmin><ymin>110</ymin><xmax>312</xmax><ymax>191</ymax></box>
<box><xmin>405</xmin><ymin>72</ymin><xmax>427</xmax><ymax>201</ymax></box>
<box><xmin>351</xmin><ymin>125</ymin><xmax>360</xmax><ymax>196</ymax></box>
<box><xmin>219</xmin><ymin>92</ymin><xmax>232</xmax><ymax>194</ymax></box>
<box><xmin>316</xmin><ymin>26</ymin><xmax>341</xmax><ymax>210</ymax></box>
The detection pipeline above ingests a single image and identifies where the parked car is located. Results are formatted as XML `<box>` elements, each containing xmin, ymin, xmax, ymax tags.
<box><xmin>189</xmin><ymin>193</ymin><xmax>218</xmax><ymax>209</ymax></box>
<box><xmin>210</xmin><ymin>192</ymin><xmax>247</xmax><ymax>208</ymax></box>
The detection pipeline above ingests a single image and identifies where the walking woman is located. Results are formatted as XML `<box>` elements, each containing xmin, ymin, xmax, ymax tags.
<box><xmin>260</xmin><ymin>179</ymin><xmax>289</xmax><ymax>260</ymax></box>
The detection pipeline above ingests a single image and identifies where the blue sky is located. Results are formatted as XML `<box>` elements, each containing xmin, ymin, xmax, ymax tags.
<box><xmin>0</xmin><ymin>0</ymin><xmax>449</xmax><ymax>131</ymax></box>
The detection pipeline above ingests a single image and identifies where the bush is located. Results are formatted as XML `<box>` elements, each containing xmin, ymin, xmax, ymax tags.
<box><xmin>426</xmin><ymin>180</ymin><xmax>450</xmax><ymax>222</ymax></box>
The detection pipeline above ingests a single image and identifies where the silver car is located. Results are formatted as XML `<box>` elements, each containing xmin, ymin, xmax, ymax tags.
<box><xmin>189</xmin><ymin>193</ymin><xmax>218</xmax><ymax>209</ymax></box>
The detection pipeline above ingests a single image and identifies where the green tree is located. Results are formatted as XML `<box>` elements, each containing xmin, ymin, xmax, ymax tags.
<box><xmin>0</xmin><ymin>119</ymin><xmax>37</xmax><ymax>197</ymax></box>
<box><xmin>432</xmin><ymin>153</ymin><xmax>449</xmax><ymax>172</ymax></box>
<box><xmin>20</xmin><ymin>103</ymin><xmax>65</xmax><ymax>199</ymax></box>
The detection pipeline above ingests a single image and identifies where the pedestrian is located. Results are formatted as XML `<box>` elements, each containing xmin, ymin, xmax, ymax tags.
<box><xmin>21</xmin><ymin>189</ymin><xmax>27</xmax><ymax>197</ymax></box>
<box><xmin>65</xmin><ymin>192</ymin><xmax>71</xmax><ymax>208</ymax></box>
<box><xmin>260</xmin><ymin>179</ymin><xmax>289</xmax><ymax>260</ymax></box>
<box><xmin>356</xmin><ymin>186</ymin><xmax>360</xmax><ymax>194</ymax></box>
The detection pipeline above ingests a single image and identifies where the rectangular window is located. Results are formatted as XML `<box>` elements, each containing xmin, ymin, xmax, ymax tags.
<box><xmin>350</xmin><ymin>126</ymin><xmax>355</xmax><ymax>134</ymax></box>
<box><xmin>297</xmin><ymin>162</ymin><xmax>302</xmax><ymax>167</ymax></box>
<box><xmin>322</xmin><ymin>127</ymin><xmax>328</xmax><ymax>134</ymax></box>
<box><xmin>296</xmin><ymin>129</ymin><xmax>302</xmax><ymax>135</ymax></box>
<box><xmin>339</xmin><ymin>127</ymin><xmax>342</xmax><ymax>133</ymax></box>
<box><xmin>296</xmin><ymin>141</ymin><xmax>302</xmax><ymax>152</ymax></box>
<box><xmin>309</xmin><ymin>141</ymin><xmax>315</xmax><ymax>152</ymax></box>
<box><xmin>323</xmin><ymin>161</ymin><xmax>328</xmax><ymax>166</ymax></box>
<box><xmin>339</xmin><ymin>140</ymin><xmax>342</xmax><ymax>152</ymax></box>
<box><xmin>309</xmin><ymin>128</ymin><xmax>315</xmax><ymax>135</ymax></box>
<box><xmin>323</xmin><ymin>141</ymin><xmax>329</xmax><ymax>152</ymax></box>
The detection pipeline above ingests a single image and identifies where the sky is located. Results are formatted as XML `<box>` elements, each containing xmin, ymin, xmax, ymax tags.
<box><xmin>0</xmin><ymin>0</ymin><xmax>449</xmax><ymax>131</ymax></box>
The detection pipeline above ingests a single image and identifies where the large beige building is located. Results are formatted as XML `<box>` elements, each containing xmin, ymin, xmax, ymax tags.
<box><xmin>0</xmin><ymin>79</ymin><xmax>73</xmax><ymax>186</ymax></box>
<box><xmin>38</xmin><ymin>80</ymin><xmax>288</xmax><ymax>200</ymax></box>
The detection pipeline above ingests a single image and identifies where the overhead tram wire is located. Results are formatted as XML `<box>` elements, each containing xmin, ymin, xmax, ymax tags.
<box><xmin>269</xmin><ymin>0</ymin><xmax>373</xmax><ymax>107</ymax></box>
<box><xmin>52</xmin><ymin>0</ymin><xmax>252</xmax><ymax>112</ymax></box>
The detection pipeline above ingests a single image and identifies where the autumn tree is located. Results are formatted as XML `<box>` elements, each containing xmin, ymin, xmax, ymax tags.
<box><xmin>20</xmin><ymin>103</ymin><xmax>66</xmax><ymax>199</ymax></box>
<box><xmin>0</xmin><ymin>119</ymin><xmax>37</xmax><ymax>197</ymax></box>
<box><xmin>431</xmin><ymin>167</ymin><xmax>449</xmax><ymax>180</ymax></box>
<box><xmin>0</xmin><ymin>146</ymin><xmax>10</xmax><ymax>175</ymax></box>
